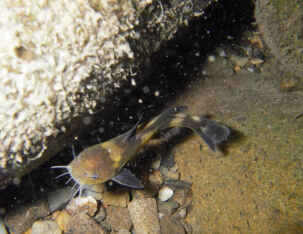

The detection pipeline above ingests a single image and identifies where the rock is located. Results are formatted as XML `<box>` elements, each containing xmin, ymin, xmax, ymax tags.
<box><xmin>180</xmin><ymin>220</ymin><xmax>193</xmax><ymax>234</ymax></box>
<box><xmin>149</xmin><ymin>170</ymin><xmax>164</xmax><ymax>185</ymax></box>
<box><xmin>118</xmin><ymin>229</ymin><xmax>131</xmax><ymax>234</ymax></box>
<box><xmin>167</xmin><ymin>170</ymin><xmax>180</xmax><ymax>180</ymax></box>
<box><xmin>158</xmin><ymin>186</ymin><xmax>174</xmax><ymax>202</ymax></box>
<box><xmin>66</xmin><ymin>196</ymin><xmax>97</xmax><ymax>216</ymax></box>
<box><xmin>177</xmin><ymin>208</ymin><xmax>187</xmax><ymax>219</ymax></box>
<box><xmin>221</xmin><ymin>67</ymin><xmax>236</xmax><ymax>76</ymax></box>
<box><xmin>131</xmin><ymin>182</ymin><xmax>159</xmax><ymax>199</ymax></box>
<box><xmin>0</xmin><ymin>216</ymin><xmax>7</xmax><ymax>234</ymax></box>
<box><xmin>100</xmin><ymin>221</ymin><xmax>111</xmax><ymax>232</ymax></box>
<box><xmin>171</xmin><ymin>189</ymin><xmax>193</xmax><ymax>209</ymax></box>
<box><xmin>94</xmin><ymin>206</ymin><xmax>107</xmax><ymax>223</ymax></box>
<box><xmin>234</xmin><ymin>64</ymin><xmax>242</xmax><ymax>72</ymax></box>
<box><xmin>170</xmin><ymin>164</ymin><xmax>179</xmax><ymax>172</ymax></box>
<box><xmin>158</xmin><ymin>201</ymin><xmax>179</xmax><ymax>215</ymax></box>
<box><xmin>160</xmin><ymin>215</ymin><xmax>185</xmax><ymax>234</ymax></box>
<box><xmin>150</xmin><ymin>156</ymin><xmax>162</xmax><ymax>170</ymax></box>
<box><xmin>280</xmin><ymin>75</ymin><xmax>303</xmax><ymax>92</ymax></box>
<box><xmin>105</xmin><ymin>206</ymin><xmax>132</xmax><ymax>232</ymax></box>
<box><xmin>54</xmin><ymin>209</ymin><xmax>71</xmax><ymax>233</ymax></box>
<box><xmin>102</xmin><ymin>189</ymin><xmax>129</xmax><ymax>207</ymax></box>
<box><xmin>164</xmin><ymin>180</ymin><xmax>192</xmax><ymax>190</ymax></box>
<box><xmin>128</xmin><ymin>198</ymin><xmax>160</xmax><ymax>234</ymax></box>
<box><xmin>230</xmin><ymin>55</ymin><xmax>249</xmax><ymax>67</ymax></box>
<box><xmin>161</xmin><ymin>154</ymin><xmax>175</xmax><ymax>167</ymax></box>
<box><xmin>83</xmin><ymin>183</ymin><xmax>106</xmax><ymax>200</ymax></box>
<box><xmin>159</xmin><ymin>166</ymin><xmax>170</xmax><ymax>177</ymax></box>
<box><xmin>46</xmin><ymin>186</ymin><xmax>77</xmax><ymax>213</ymax></box>
<box><xmin>250</xmin><ymin>58</ymin><xmax>264</xmax><ymax>66</ymax></box>
<box><xmin>31</xmin><ymin>220</ymin><xmax>61</xmax><ymax>234</ymax></box>
<box><xmin>4</xmin><ymin>198</ymin><xmax>50</xmax><ymax>234</ymax></box>
<box><xmin>250</xmin><ymin>35</ymin><xmax>264</xmax><ymax>49</ymax></box>
<box><xmin>67</xmin><ymin>212</ymin><xmax>108</xmax><ymax>234</ymax></box>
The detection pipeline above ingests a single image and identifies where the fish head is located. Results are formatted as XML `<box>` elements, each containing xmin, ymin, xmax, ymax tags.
<box><xmin>67</xmin><ymin>145</ymin><xmax>117</xmax><ymax>186</ymax></box>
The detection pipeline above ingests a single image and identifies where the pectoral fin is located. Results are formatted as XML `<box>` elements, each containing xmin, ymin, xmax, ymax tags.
<box><xmin>112</xmin><ymin>169</ymin><xmax>144</xmax><ymax>189</ymax></box>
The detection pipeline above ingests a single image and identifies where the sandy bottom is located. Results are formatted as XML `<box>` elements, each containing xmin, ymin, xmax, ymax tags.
<box><xmin>169</xmin><ymin>74</ymin><xmax>303</xmax><ymax>233</ymax></box>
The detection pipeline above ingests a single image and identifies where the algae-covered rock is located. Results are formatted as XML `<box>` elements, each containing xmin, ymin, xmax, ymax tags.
<box><xmin>255</xmin><ymin>0</ymin><xmax>303</xmax><ymax>88</ymax></box>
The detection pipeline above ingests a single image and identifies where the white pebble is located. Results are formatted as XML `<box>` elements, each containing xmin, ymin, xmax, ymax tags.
<box><xmin>158</xmin><ymin>186</ymin><xmax>174</xmax><ymax>202</ymax></box>
<box><xmin>150</xmin><ymin>157</ymin><xmax>162</xmax><ymax>170</ymax></box>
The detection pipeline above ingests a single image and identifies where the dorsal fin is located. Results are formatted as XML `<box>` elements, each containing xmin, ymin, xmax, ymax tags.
<box><xmin>125</xmin><ymin>114</ymin><xmax>143</xmax><ymax>140</ymax></box>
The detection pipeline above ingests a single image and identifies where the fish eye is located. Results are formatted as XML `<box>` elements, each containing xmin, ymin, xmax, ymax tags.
<box><xmin>92</xmin><ymin>173</ymin><xmax>98</xmax><ymax>179</ymax></box>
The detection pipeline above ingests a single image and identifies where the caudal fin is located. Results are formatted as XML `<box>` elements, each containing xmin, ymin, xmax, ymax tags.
<box><xmin>175</xmin><ymin>115</ymin><xmax>230</xmax><ymax>152</ymax></box>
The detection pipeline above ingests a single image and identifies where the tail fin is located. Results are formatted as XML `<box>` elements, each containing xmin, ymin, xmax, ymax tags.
<box><xmin>171</xmin><ymin>115</ymin><xmax>230</xmax><ymax>152</ymax></box>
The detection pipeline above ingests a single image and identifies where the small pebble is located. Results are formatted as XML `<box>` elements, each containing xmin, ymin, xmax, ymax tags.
<box><xmin>0</xmin><ymin>216</ymin><xmax>7</xmax><ymax>234</ymax></box>
<box><xmin>161</xmin><ymin>154</ymin><xmax>175</xmax><ymax>167</ymax></box>
<box><xmin>158</xmin><ymin>186</ymin><xmax>174</xmax><ymax>202</ymax></box>
<box><xmin>221</xmin><ymin>67</ymin><xmax>235</xmax><ymax>76</ymax></box>
<box><xmin>102</xmin><ymin>189</ymin><xmax>129</xmax><ymax>207</ymax></box>
<box><xmin>66</xmin><ymin>196</ymin><xmax>97</xmax><ymax>216</ymax></box>
<box><xmin>54</xmin><ymin>209</ymin><xmax>71</xmax><ymax>232</ymax></box>
<box><xmin>150</xmin><ymin>156</ymin><xmax>162</xmax><ymax>170</ymax></box>
<box><xmin>164</xmin><ymin>180</ymin><xmax>192</xmax><ymax>190</ymax></box>
<box><xmin>172</xmin><ymin>189</ymin><xmax>193</xmax><ymax>209</ymax></box>
<box><xmin>230</xmin><ymin>55</ymin><xmax>249</xmax><ymax>67</ymax></box>
<box><xmin>178</xmin><ymin>208</ymin><xmax>187</xmax><ymax>219</ymax></box>
<box><xmin>234</xmin><ymin>65</ymin><xmax>242</xmax><ymax>72</ymax></box>
<box><xmin>94</xmin><ymin>206</ymin><xmax>107</xmax><ymax>222</ymax></box>
<box><xmin>158</xmin><ymin>201</ymin><xmax>179</xmax><ymax>215</ymax></box>
<box><xmin>250</xmin><ymin>58</ymin><xmax>264</xmax><ymax>66</ymax></box>
<box><xmin>31</xmin><ymin>220</ymin><xmax>61</xmax><ymax>234</ymax></box>
<box><xmin>159</xmin><ymin>166</ymin><xmax>169</xmax><ymax>177</ymax></box>
<box><xmin>149</xmin><ymin>170</ymin><xmax>164</xmax><ymax>185</ymax></box>
<box><xmin>160</xmin><ymin>215</ymin><xmax>185</xmax><ymax>234</ymax></box>
<box><xmin>250</xmin><ymin>35</ymin><xmax>264</xmax><ymax>48</ymax></box>
<box><xmin>132</xmin><ymin>182</ymin><xmax>159</xmax><ymax>199</ymax></box>
<box><xmin>170</xmin><ymin>164</ymin><xmax>179</xmax><ymax>172</ymax></box>
<box><xmin>167</xmin><ymin>170</ymin><xmax>180</xmax><ymax>180</ymax></box>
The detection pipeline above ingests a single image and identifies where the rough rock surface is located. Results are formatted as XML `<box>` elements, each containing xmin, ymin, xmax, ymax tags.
<box><xmin>4</xmin><ymin>198</ymin><xmax>50</xmax><ymax>234</ymax></box>
<box><xmin>128</xmin><ymin>198</ymin><xmax>160</xmax><ymax>233</ymax></box>
<box><xmin>105</xmin><ymin>206</ymin><xmax>132</xmax><ymax>232</ymax></box>
<box><xmin>160</xmin><ymin>215</ymin><xmax>185</xmax><ymax>234</ymax></box>
<box><xmin>66</xmin><ymin>212</ymin><xmax>108</xmax><ymax>234</ymax></box>
<box><xmin>31</xmin><ymin>220</ymin><xmax>61</xmax><ymax>234</ymax></box>
<box><xmin>255</xmin><ymin>0</ymin><xmax>303</xmax><ymax>89</ymax></box>
<box><xmin>0</xmin><ymin>0</ymin><xmax>212</xmax><ymax>189</ymax></box>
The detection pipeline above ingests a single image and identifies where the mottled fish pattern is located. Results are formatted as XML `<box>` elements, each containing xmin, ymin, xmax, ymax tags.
<box><xmin>53</xmin><ymin>106</ymin><xmax>230</xmax><ymax>190</ymax></box>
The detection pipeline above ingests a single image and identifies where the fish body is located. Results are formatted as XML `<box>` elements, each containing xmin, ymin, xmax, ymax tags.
<box><xmin>58</xmin><ymin>106</ymin><xmax>230</xmax><ymax>190</ymax></box>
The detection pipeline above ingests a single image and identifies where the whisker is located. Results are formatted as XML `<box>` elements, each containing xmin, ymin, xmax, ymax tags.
<box><xmin>55</xmin><ymin>172</ymin><xmax>70</xmax><ymax>179</ymax></box>
<box><xmin>71</xmin><ymin>144</ymin><xmax>76</xmax><ymax>159</ymax></box>
<box><xmin>71</xmin><ymin>182</ymin><xmax>78</xmax><ymax>191</ymax></box>
<box><xmin>71</xmin><ymin>184</ymin><xmax>83</xmax><ymax>216</ymax></box>
<box><xmin>51</xmin><ymin>166</ymin><xmax>68</xmax><ymax>169</ymax></box>
<box><xmin>65</xmin><ymin>177</ymin><xmax>72</xmax><ymax>185</ymax></box>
